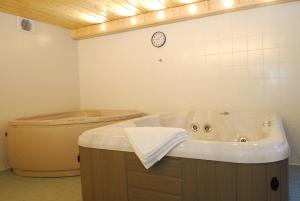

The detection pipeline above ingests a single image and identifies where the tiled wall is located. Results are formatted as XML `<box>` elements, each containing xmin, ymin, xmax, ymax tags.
<box><xmin>78</xmin><ymin>2</ymin><xmax>300</xmax><ymax>164</ymax></box>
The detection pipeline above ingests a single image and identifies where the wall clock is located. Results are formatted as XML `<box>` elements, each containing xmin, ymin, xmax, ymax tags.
<box><xmin>151</xmin><ymin>31</ymin><xmax>166</xmax><ymax>48</ymax></box>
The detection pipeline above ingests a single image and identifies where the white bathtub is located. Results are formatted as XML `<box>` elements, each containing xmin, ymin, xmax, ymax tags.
<box><xmin>79</xmin><ymin>111</ymin><xmax>289</xmax><ymax>163</ymax></box>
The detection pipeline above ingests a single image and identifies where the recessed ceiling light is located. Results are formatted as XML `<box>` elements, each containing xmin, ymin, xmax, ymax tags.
<box><xmin>130</xmin><ymin>17</ymin><xmax>137</xmax><ymax>25</ymax></box>
<box><xmin>223</xmin><ymin>0</ymin><xmax>234</xmax><ymax>8</ymax></box>
<box><xmin>188</xmin><ymin>4</ymin><xmax>198</xmax><ymax>14</ymax></box>
<box><xmin>157</xmin><ymin>11</ymin><xmax>165</xmax><ymax>20</ymax></box>
<box><xmin>141</xmin><ymin>0</ymin><xmax>165</xmax><ymax>10</ymax></box>
<box><xmin>100</xmin><ymin>24</ymin><xmax>106</xmax><ymax>31</ymax></box>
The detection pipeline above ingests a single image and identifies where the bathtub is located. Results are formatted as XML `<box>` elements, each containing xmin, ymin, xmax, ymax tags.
<box><xmin>7</xmin><ymin>110</ymin><xmax>144</xmax><ymax>177</ymax></box>
<box><xmin>79</xmin><ymin>111</ymin><xmax>290</xmax><ymax>201</ymax></box>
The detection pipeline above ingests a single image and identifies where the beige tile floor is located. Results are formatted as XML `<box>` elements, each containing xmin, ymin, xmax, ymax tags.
<box><xmin>0</xmin><ymin>166</ymin><xmax>299</xmax><ymax>201</ymax></box>
<box><xmin>0</xmin><ymin>170</ymin><xmax>82</xmax><ymax>201</ymax></box>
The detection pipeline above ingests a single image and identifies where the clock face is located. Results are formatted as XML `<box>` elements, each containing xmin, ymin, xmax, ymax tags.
<box><xmin>151</xmin><ymin>31</ymin><xmax>166</xmax><ymax>48</ymax></box>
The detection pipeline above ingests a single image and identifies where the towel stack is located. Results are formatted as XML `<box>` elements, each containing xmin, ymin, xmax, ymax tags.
<box><xmin>125</xmin><ymin>127</ymin><xmax>187</xmax><ymax>169</ymax></box>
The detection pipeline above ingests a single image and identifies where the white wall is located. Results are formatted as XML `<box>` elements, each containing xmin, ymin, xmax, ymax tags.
<box><xmin>78</xmin><ymin>1</ymin><xmax>300</xmax><ymax>165</ymax></box>
<box><xmin>0</xmin><ymin>12</ymin><xmax>80</xmax><ymax>170</ymax></box>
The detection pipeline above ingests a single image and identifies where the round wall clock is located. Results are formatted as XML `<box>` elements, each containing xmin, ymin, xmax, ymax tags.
<box><xmin>151</xmin><ymin>31</ymin><xmax>166</xmax><ymax>48</ymax></box>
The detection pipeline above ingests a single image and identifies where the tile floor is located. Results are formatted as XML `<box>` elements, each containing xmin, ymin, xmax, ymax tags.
<box><xmin>0</xmin><ymin>166</ymin><xmax>299</xmax><ymax>201</ymax></box>
<box><xmin>0</xmin><ymin>170</ymin><xmax>81</xmax><ymax>201</ymax></box>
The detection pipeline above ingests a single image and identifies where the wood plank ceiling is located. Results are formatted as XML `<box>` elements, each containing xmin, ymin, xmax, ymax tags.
<box><xmin>0</xmin><ymin>0</ymin><xmax>295</xmax><ymax>39</ymax></box>
<box><xmin>0</xmin><ymin>0</ymin><xmax>200</xmax><ymax>29</ymax></box>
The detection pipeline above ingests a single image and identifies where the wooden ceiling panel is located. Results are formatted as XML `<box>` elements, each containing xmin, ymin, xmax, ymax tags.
<box><xmin>0</xmin><ymin>0</ymin><xmax>85</xmax><ymax>28</ymax></box>
<box><xmin>0</xmin><ymin>0</ymin><xmax>294</xmax><ymax>39</ymax></box>
<box><xmin>0</xmin><ymin>0</ymin><xmax>202</xmax><ymax>29</ymax></box>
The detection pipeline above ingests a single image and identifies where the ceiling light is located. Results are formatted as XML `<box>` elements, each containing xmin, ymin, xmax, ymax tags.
<box><xmin>130</xmin><ymin>17</ymin><xmax>137</xmax><ymax>25</ymax></box>
<box><xmin>81</xmin><ymin>14</ymin><xmax>105</xmax><ymax>23</ymax></box>
<box><xmin>188</xmin><ymin>4</ymin><xmax>198</xmax><ymax>14</ymax></box>
<box><xmin>141</xmin><ymin>0</ymin><xmax>165</xmax><ymax>10</ymax></box>
<box><xmin>157</xmin><ymin>11</ymin><xmax>165</xmax><ymax>20</ymax></box>
<box><xmin>100</xmin><ymin>24</ymin><xmax>106</xmax><ymax>31</ymax></box>
<box><xmin>223</xmin><ymin>0</ymin><xmax>234</xmax><ymax>8</ymax></box>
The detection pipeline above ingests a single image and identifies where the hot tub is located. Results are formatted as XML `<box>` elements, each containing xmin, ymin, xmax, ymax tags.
<box><xmin>7</xmin><ymin>110</ymin><xmax>144</xmax><ymax>177</ymax></box>
<box><xmin>78</xmin><ymin>111</ymin><xmax>290</xmax><ymax>201</ymax></box>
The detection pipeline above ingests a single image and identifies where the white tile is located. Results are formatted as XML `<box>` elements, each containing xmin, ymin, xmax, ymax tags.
<box><xmin>219</xmin><ymin>67</ymin><xmax>241</xmax><ymax>79</ymax></box>
<box><xmin>197</xmin><ymin>67</ymin><xmax>219</xmax><ymax>78</ymax></box>
<box><xmin>206</xmin><ymin>54</ymin><xmax>219</xmax><ymax>67</ymax></box>
<box><xmin>264</xmin><ymin>49</ymin><xmax>279</xmax><ymax>64</ymax></box>
<box><xmin>280</xmin><ymin>62</ymin><xmax>300</xmax><ymax>78</ymax></box>
<box><xmin>193</xmin><ymin>56</ymin><xmax>206</xmax><ymax>66</ymax></box>
<box><xmin>280</xmin><ymin>78</ymin><xmax>300</xmax><ymax>93</ymax></box>
<box><xmin>206</xmin><ymin>41</ymin><xmax>219</xmax><ymax>55</ymax></box>
<box><xmin>280</xmin><ymin>47</ymin><xmax>296</xmax><ymax>62</ymax></box>
<box><xmin>278</xmin><ymin>31</ymin><xmax>296</xmax><ymax>47</ymax></box>
<box><xmin>219</xmin><ymin>39</ymin><xmax>232</xmax><ymax>53</ymax></box>
<box><xmin>263</xmin><ymin>33</ymin><xmax>278</xmax><ymax>49</ymax></box>
<box><xmin>296</xmin><ymin>46</ymin><xmax>300</xmax><ymax>60</ymax></box>
<box><xmin>263</xmin><ymin>78</ymin><xmax>281</xmax><ymax>95</ymax></box>
<box><xmin>219</xmin><ymin>53</ymin><xmax>233</xmax><ymax>67</ymax></box>
<box><xmin>233</xmin><ymin>51</ymin><xmax>247</xmax><ymax>66</ymax></box>
<box><xmin>248</xmin><ymin>64</ymin><xmax>264</xmax><ymax>79</ymax></box>
<box><xmin>264</xmin><ymin>63</ymin><xmax>280</xmax><ymax>78</ymax></box>
<box><xmin>218</xmin><ymin>32</ymin><xmax>232</xmax><ymax>40</ymax></box>
<box><xmin>194</xmin><ymin>43</ymin><xmax>206</xmax><ymax>56</ymax></box>
<box><xmin>233</xmin><ymin>37</ymin><xmax>247</xmax><ymax>52</ymax></box>
<box><xmin>297</xmin><ymin>29</ymin><xmax>300</xmax><ymax>46</ymax></box>
<box><xmin>248</xmin><ymin>35</ymin><xmax>263</xmax><ymax>50</ymax></box>
<box><xmin>248</xmin><ymin>50</ymin><xmax>263</xmax><ymax>65</ymax></box>
<box><xmin>182</xmin><ymin>45</ymin><xmax>194</xmax><ymax>57</ymax></box>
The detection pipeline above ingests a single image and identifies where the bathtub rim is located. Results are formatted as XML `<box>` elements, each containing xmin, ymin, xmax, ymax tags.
<box><xmin>78</xmin><ymin>111</ymin><xmax>290</xmax><ymax>164</ymax></box>
<box><xmin>9</xmin><ymin>110</ymin><xmax>145</xmax><ymax>126</ymax></box>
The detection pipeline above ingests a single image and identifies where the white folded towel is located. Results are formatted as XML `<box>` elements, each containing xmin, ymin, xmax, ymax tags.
<box><xmin>125</xmin><ymin>127</ymin><xmax>187</xmax><ymax>169</ymax></box>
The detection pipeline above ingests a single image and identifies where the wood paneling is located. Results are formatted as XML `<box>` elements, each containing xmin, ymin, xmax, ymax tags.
<box><xmin>79</xmin><ymin>147</ymin><xmax>94</xmax><ymax>201</ymax></box>
<box><xmin>79</xmin><ymin>148</ymin><xmax>128</xmax><ymax>201</ymax></box>
<box><xmin>0</xmin><ymin>0</ymin><xmax>204</xmax><ymax>29</ymax></box>
<box><xmin>253</xmin><ymin>163</ymin><xmax>268</xmax><ymax>201</ymax></box>
<box><xmin>127</xmin><ymin>172</ymin><xmax>182</xmax><ymax>195</ymax></box>
<box><xmin>237</xmin><ymin>164</ymin><xmax>253</xmax><ymax>201</ymax></box>
<box><xmin>71</xmin><ymin>0</ymin><xmax>296</xmax><ymax>39</ymax></box>
<box><xmin>268</xmin><ymin>161</ymin><xmax>281</xmax><ymax>201</ymax></box>
<box><xmin>280</xmin><ymin>159</ymin><xmax>288</xmax><ymax>201</ymax></box>
<box><xmin>215</xmin><ymin>162</ymin><xmax>237</xmax><ymax>201</ymax></box>
<box><xmin>128</xmin><ymin>187</ymin><xmax>181</xmax><ymax>201</ymax></box>
<box><xmin>126</xmin><ymin>153</ymin><xmax>181</xmax><ymax>178</ymax></box>
<box><xmin>79</xmin><ymin>147</ymin><xmax>288</xmax><ymax>201</ymax></box>
<box><xmin>197</xmin><ymin>160</ymin><xmax>217</xmax><ymax>201</ymax></box>
<box><xmin>182</xmin><ymin>159</ymin><xmax>198</xmax><ymax>201</ymax></box>
<box><xmin>0</xmin><ymin>0</ymin><xmax>296</xmax><ymax>39</ymax></box>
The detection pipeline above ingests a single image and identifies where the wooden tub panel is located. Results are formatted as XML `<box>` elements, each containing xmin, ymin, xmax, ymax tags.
<box><xmin>80</xmin><ymin>148</ymin><xmax>128</xmax><ymax>201</ymax></box>
<box><xmin>126</xmin><ymin>153</ymin><xmax>181</xmax><ymax>178</ymax></box>
<box><xmin>280</xmin><ymin>159</ymin><xmax>288</xmax><ymax>201</ymax></box>
<box><xmin>196</xmin><ymin>160</ymin><xmax>217</xmax><ymax>201</ymax></box>
<box><xmin>127</xmin><ymin>172</ymin><xmax>182</xmax><ymax>195</ymax></box>
<box><xmin>79</xmin><ymin>147</ymin><xmax>94</xmax><ymax>201</ymax></box>
<box><xmin>237</xmin><ymin>164</ymin><xmax>253</xmax><ymax>201</ymax></box>
<box><xmin>182</xmin><ymin>159</ymin><xmax>198</xmax><ymax>201</ymax></box>
<box><xmin>79</xmin><ymin>147</ymin><xmax>288</xmax><ymax>201</ymax></box>
<box><xmin>128</xmin><ymin>187</ymin><xmax>181</xmax><ymax>201</ymax></box>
